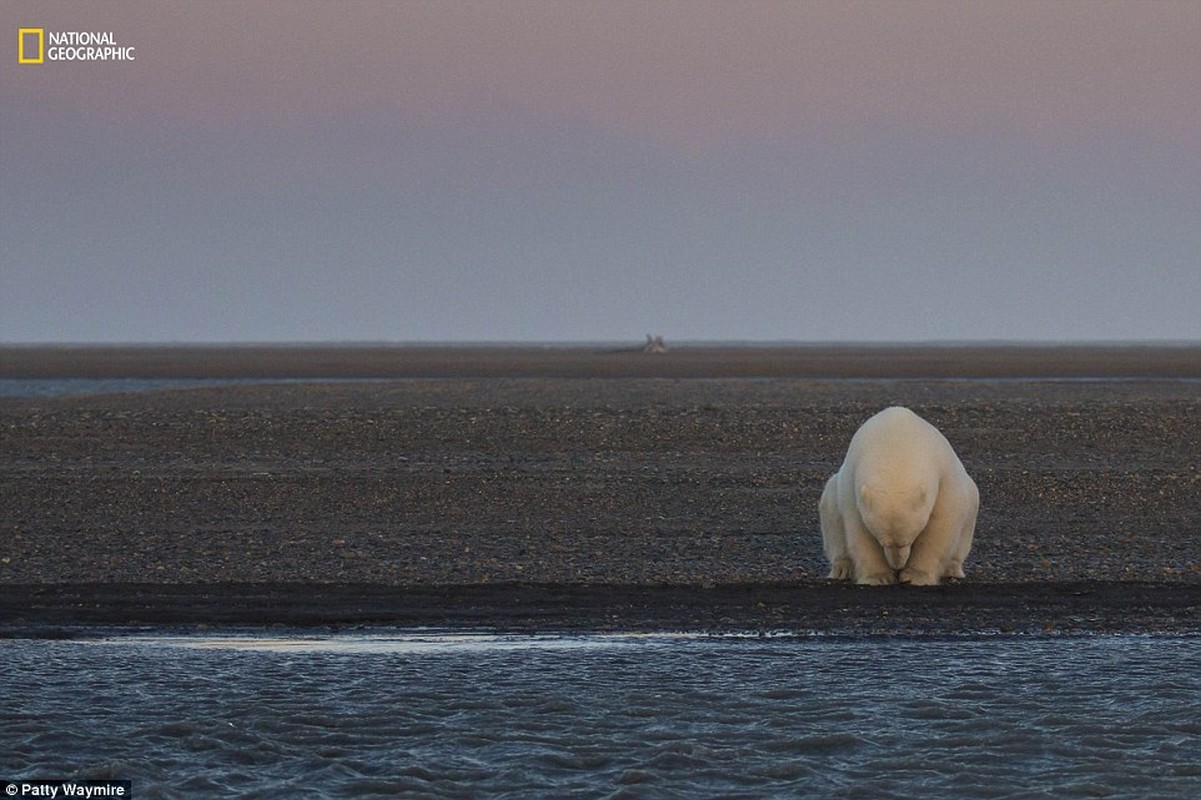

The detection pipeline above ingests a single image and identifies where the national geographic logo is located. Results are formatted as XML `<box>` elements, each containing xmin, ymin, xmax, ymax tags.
<box><xmin>18</xmin><ymin>27</ymin><xmax>136</xmax><ymax>63</ymax></box>
<box><xmin>17</xmin><ymin>28</ymin><xmax>42</xmax><ymax>63</ymax></box>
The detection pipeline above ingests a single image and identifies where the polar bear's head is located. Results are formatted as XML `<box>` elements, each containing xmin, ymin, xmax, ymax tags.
<box><xmin>857</xmin><ymin>483</ymin><xmax>935</xmax><ymax>570</ymax></box>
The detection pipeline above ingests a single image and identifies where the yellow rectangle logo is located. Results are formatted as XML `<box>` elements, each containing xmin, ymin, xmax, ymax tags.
<box><xmin>18</xmin><ymin>27</ymin><xmax>44</xmax><ymax>64</ymax></box>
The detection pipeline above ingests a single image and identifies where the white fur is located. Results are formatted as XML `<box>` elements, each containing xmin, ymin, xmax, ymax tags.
<box><xmin>819</xmin><ymin>406</ymin><xmax>978</xmax><ymax>586</ymax></box>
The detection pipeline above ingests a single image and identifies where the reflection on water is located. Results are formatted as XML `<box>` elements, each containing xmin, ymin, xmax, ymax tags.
<box><xmin>0</xmin><ymin>378</ymin><xmax>232</xmax><ymax>398</ymax></box>
<box><xmin>3</xmin><ymin>633</ymin><xmax>1200</xmax><ymax>798</ymax></box>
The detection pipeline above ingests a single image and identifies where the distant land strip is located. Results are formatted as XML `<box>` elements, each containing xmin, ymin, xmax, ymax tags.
<box><xmin>2</xmin><ymin>344</ymin><xmax>1201</xmax><ymax>379</ymax></box>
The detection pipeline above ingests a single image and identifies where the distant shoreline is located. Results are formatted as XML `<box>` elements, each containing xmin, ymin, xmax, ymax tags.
<box><xmin>4</xmin><ymin>343</ymin><xmax>1201</xmax><ymax>379</ymax></box>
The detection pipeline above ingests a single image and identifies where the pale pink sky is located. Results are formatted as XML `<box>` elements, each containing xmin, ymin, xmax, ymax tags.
<box><xmin>14</xmin><ymin>1</ymin><xmax>1200</xmax><ymax>146</ymax></box>
<box><xmin>3</xmin><ymin>1</ymin><xmax>1200</xmax><ymax>341</ymax></box>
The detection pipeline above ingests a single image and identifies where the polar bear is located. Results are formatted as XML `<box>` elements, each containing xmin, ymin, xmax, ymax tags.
<box><xmin>819</xmin><ymin>406</ymin><xmax>978</xmax><ymax>586</ymax></box>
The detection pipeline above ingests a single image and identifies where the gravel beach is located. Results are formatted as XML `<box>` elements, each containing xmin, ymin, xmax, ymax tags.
<box><xmin>2</xmin><ymin>345</ymin><xmax>1200</xmax><ymax>635</ymax></box>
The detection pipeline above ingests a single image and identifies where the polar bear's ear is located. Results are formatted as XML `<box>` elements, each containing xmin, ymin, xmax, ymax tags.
<box><xmin>858</xmin><ymin>484</ymin><xmax>874</xmax><ymax>507</ymax></box>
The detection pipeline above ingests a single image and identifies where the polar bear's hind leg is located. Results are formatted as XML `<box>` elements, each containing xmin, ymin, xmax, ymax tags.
<box><xmin>949</xmin><ymin>479</ymin><xmax>980</xmax><ymax>580</ymax></box>
<box><xmin>819</xmin><ymin>477</ymin><xmax>854</xmax><ymax>580</ymax></box>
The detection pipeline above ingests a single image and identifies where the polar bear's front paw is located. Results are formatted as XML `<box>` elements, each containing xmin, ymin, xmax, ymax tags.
<box><xmin>899</xmin><ymin>567</ymin><xmax>940</xmax><ymax>586</ymax></box>
<box><xmin>828</xmin><ymin>559</ymin><xmax>854</xmax><ymax>581</ymax></box>
<box><xmin>856</xmin><ymin>571</ymin><xmax>897</xmax><ymax>586</ymax></box>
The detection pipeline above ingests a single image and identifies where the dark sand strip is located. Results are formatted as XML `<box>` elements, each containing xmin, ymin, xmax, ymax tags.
<box><xmin>3</xmin><ymin>583</ymin><xmax>1200</xmax><ymax>638</ymax></box>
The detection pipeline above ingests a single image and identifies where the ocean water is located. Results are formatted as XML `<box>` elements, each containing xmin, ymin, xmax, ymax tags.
<box><xmin>3</xmin><ymin>633</ymin><xmax>1200</xmax><ymax>799</ymax></box>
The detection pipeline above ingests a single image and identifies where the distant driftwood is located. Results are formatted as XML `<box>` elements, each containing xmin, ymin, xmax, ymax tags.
<box><xmin>643</xmin><ymin>335</ymin><xmax>668</xmax><ymax>353</ymax></box>
<box><xmin>606</xmin><ymin>335</ymin><xmax>669</xmax><ymax>354</ymax></box>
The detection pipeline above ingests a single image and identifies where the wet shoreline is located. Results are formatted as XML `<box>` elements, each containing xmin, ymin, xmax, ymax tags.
<box><xmin>3</xmin><ymin>581</ymin><xmax>1201</xmax><ymax>639</ymax></box>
